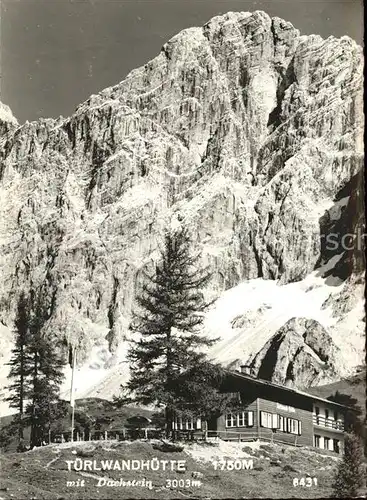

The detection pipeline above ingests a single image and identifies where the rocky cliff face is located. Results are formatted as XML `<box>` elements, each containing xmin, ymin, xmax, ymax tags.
<box><xmin>0</xmin><ymin>11</ymin><xmax>364</xmax><ymax>397</ymax></box>
<box><xmin>0</xmin><ymin>102</ymin><xmax>18</xmax><ymax>144</ymax></box>
<box><xmin>248</xmin><ymin>318</ymin><xmax>343</xmax><ymax>387</ymax></box>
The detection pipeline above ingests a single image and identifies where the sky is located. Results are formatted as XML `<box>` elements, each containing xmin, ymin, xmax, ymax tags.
<box><xmin>0</xmin><ymin>0</ymin><xmax>363</xmax><ymax>123</ymax></box>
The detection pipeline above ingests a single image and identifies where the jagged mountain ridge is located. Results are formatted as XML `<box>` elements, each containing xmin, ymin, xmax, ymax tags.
<box><xmin>0</xmin><ymin>11</ymin><xmax>364</xmax><ymax>402</ymax></box>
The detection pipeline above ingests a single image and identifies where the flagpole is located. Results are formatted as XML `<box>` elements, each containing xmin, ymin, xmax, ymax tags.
<box><xmin>70</xmin><ymin>347</ymin><xmax>76</xmax><ymax>442</ymax></box>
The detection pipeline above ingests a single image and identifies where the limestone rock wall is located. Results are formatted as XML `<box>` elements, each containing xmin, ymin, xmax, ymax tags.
<box><xmin>248</xmin><ymin>318</ymin><xmax>344</xmax><ymax>387</ymax></box>
<box><xmin>0</xmin><ymin>11</ymin><xmax>363</xmax><ymax>365</ymax></box>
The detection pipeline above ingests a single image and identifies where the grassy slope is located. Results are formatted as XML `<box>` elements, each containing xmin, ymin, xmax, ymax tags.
<box><xmin>1</xmin><ymin>375</ymin><xmax>365</xmax><ymax>498</ymax></box>
<box><xmin>1</xmin><ymin>439</ymin><xmax>362</xmax><ymax>500</ymax></box>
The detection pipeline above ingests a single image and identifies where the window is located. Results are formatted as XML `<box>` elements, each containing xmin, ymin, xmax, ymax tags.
<box><xmin>272</xmin><ymin>413</ymin><xmax>278</xmax><ymax>429</ymax></box>
<box><xmin>238</xmin><ymin>412</ymin><xmax>254</xmax><ymax>427</ymax></box>
<box><xmin>278</xmin><ymin>415</ymin><xmax>285</xmax><ymax>432</ymax></box>
<box><xmin>226</xmin><ymin>413</ymin><xmax>237</xmax><ymax>428</ymax></box>
<box><xmin>175</xmin><ymin>417</ymin><xmax>200</xmax><ymax>430</ymax></box>
<box><xmin>260</xmin><ymin>412</ymin><xmax>277</xmax><ymax>429</ymax></box>
<box><xmin>315</xmin><ymin>406</ymin><xmax>320</xmax><ymax>415</ymax></box>
<box><xmin>333</xmin><ymin>439</ymin><xmax>340</xmax><ymax>454</ymax></box>
<box><xmin>333</xmin><ymin>411</ymin><xmax>338</xmax><ymax>421</ymax></box>
<box><xmin>260</xmin><ymin>412</ymin><xmax>302</xmax><ymax>434</ymax></box>
<box><xmin>325</xmin><ymin>409</ymin><xmax>329</xmax><ymax>420</ymax></box>
<box><xmin>264</xmin><ymin>414</ymin><xmax>302</xmax><ymax>434</ymax></box>
<box><xmin>324</xmin><ymin>437</ymin><xmax>330</xmax><ymax>450</ymax></box>
<box><xmin>287</xmin><ymin>418</ymin><xmax>300</xmax><ymax>435</ymax></box>
<box><xmin>260</xmin><ymin>411</ymin><xmax>273</xmax><ymax>428</ymax></box>
<box><xmin>314</xmin><ymin>435</ymin><xmax>320</xmax><ymax>448</ymax></box>
<box><xmin>225</xmin><ymin>411</ymin><xmax>254</xmax><ymax>428</ymax></box>
<box><xmin>186</xmin><ymin>419</ymin><xmax>194</xmax><ymax>430</ymax></box>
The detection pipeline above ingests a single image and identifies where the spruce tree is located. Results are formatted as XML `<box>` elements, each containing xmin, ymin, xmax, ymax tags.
<box><xmin>27</xmin><ymin>285</ymin><xmax>66</xmax><ymax>447</ymax></box>
<box><xmin>332</xmin><ymin>433</ymin><xmax>365</xmax><ymax>498</ymax></box>
<box><xmin>28</xmin><ymin>335</ymin><xmax>66</xmax><ymax>446</ymax></box>
<box><xmin>328</xmin><ymin>391</ymin><xmax>366</xmax><ymax>456</ymax></box>
<box><xmin>127</xmin><ymin>227</ymin><xmax>218</xmax><ymax>436</ymax></box>
<box><xmin>6</xmin><ymin>285</ymin><xmax>67</xmax><ymax>449</ymax></box>
<box><xmin>28</xmin><ymin>288</ymin><xmax>44</xmax><ymax>448</ymax></box>
<box><xmin>5</xmin><ymin>292</ymin><xmax>33</xmax><ymax>449</ymax></box>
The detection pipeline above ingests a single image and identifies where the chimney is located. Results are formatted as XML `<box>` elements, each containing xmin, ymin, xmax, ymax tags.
<box><xmin>240</xmin><ymin>365</ymin><xmax>253</xmax><ymax>376</ymax></box>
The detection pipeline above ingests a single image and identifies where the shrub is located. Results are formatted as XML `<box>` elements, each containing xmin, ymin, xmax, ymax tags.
<box><xmin>332</xmin><ymin>433</ymin><xmax>365</xmax><ymax>498</ymax></box>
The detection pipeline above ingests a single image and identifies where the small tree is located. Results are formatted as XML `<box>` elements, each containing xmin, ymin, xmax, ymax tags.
<box><xmin>332</xmin><ymin>433</ymin><xmax>365</xmax><ymax>498</ymax></box>
<box><xmin>127</xmin><ymin>227</ymin><xmax>217</xmax><ymax>436</ymax></box>
<box><xmin>5</xmin><ymin>292</ymin><xmax>33</xmax><ymax>449</ymax></box>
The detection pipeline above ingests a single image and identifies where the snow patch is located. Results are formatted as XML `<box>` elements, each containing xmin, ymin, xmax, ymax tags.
<box><xmin>206</xmin><ymin>256</ymin><xmax>346</xmax><ymax>367</ymax></box>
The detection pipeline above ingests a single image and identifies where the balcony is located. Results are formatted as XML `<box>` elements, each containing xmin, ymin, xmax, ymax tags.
<box><xmin>313</xmin><ymin>415</ymin><xmax>344</xmax><ymax>431</ymax></box>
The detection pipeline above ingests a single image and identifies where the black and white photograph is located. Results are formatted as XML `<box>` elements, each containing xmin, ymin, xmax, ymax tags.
<box><xmin>0</xmin><ymin>0</ymin><xmax>365</xmax><ymax>498</ymax></box>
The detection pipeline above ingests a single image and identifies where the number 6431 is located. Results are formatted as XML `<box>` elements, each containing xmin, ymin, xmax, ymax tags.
<box><xmin>293</xmin><ymin>477</ymin><xmax>318</xmax><ymax>487</ymax></box>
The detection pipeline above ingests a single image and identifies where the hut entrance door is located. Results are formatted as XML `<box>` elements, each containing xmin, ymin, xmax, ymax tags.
<box><xmin>207</xmin><ymin>415</ymin><xmax>217</xmax><ymax>432</ymax></box>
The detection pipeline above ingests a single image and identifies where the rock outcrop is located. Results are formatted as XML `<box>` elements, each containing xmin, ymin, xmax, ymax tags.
<box><xmin>0</xmin><ymin>101</ymin><xmax>18</xmax><ymax>143</ymax></box>
<box><xmin>248</xmin><ymin>318</ymin><xmax>344</xmax><ymax>387</ymax></box>
<box><xmin>318</xmin><ymin>169</ymin><xmax>365</xmax><ymax>280</ymax></box>
<box><xmin>0</xmin><ymin>11</ymin><xmax>363</xmax><ymax>391</ymax></box>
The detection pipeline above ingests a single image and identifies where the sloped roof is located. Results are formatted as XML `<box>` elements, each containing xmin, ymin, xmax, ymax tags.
<box><xmin>228</xmin><ymin>371</ymin><xmax>354</xmax><ymax>411</ymax></box>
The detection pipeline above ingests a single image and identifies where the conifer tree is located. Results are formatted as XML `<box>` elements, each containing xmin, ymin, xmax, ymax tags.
<box><xmin>173</xmin><ymin>360</ymin><xmax>233</xmax><ymax>422</ymax></box>
<box><xmin>328</xmin><ymin>391</ymin><xmax>366</xmax><ymax>456</ymax></box>
<box><xmin>332</xmin><ymin>433</ymin><xmax>365</xmax><ymax>498</ymax></box>
<box><xmin>5</xmin><ymin>292</ymin><xmax>33</xmax><ymax>449</ymax></box>
<box><xmin>328</xmin><ymin>391</ymin><xmax>365</xmax><ymax>435</ymax></box>
<box><xmin>127</xmin><ymin>227</ymin><xmax>222</xmax><ymax>436</ymax></box>
<box><xmin>28</xmin><ymin>335</ymin><xmax>66</xmax><ymax>446</ymax></box>
<box><xmin>27</xmin><ymin>285</ymin><xmax>66</xmax><ymax>447</ymax></box>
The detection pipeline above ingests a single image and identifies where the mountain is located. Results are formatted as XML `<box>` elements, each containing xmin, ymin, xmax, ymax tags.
<box><xmin>0</xmin><ymin>11</ymin><xmax>364</xmax><ymax>409</ymax></box>
<box><xmin>0</xmin><ymin>102</ymin><xmax>18</xmax><ymax>140</ymax></box>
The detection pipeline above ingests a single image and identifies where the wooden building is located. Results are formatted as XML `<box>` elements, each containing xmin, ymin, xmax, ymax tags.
<box><xmin>175</xmin><ymin>368</ymin><xmax>350</xmax><ymax>454</ymax></box>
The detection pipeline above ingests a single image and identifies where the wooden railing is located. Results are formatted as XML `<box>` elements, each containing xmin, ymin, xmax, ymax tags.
<box><xmin>45</xmin><ymin>428</ymin><xmax>307</xmax><ymax>449</ymax></box>
<box><xmin>205</xmin><ymin>430</ymin><xmax>303</xmax><ymax>447</ymax></box>
<box><xmin>47</xmin><ymin>419</ymin><xmax>344</xmax><ymax>446</ymax></box>
<box><xmin>313</xmin><ymin>415</ymin><xmax>344</xmax><ymax>431</ymax></box>
<box><xmin>50</xmin><ymin>428</ymin><xmax>164</xmax><ymax>444</ymax></box>
<box><xmin>50</xmin><ymin>429</ymin><xmax>258</xmax><ymax>444</ymax></box>
<box><xmin>205</xmin><ymin>430</ymin><xmax>258</xmax><ymax>442</ymax></box>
